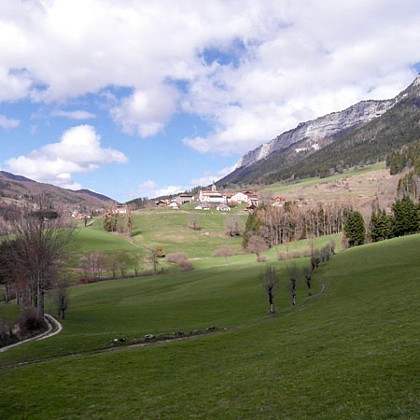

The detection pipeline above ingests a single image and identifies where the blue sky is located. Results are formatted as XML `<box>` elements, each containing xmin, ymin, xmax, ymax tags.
<box><xmin>1</xmin><ymin>1</ymin><xmax>420</xmax><ymax>202</ymax></box>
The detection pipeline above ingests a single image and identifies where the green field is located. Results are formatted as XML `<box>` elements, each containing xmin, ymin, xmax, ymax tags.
<box><xmin>1</xmin><ymin>233</ymin><xmax>419</xmax><ymax>418</ymax></box>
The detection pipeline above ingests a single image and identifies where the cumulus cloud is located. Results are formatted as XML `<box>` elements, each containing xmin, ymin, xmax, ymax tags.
<box><xmin>111</xmin><ymin>85</ymin><xmax>178</xmax><ymax>137</ymax></box>
<box><xmin>6</xmin><ymin>125</ymin><xmax>127</xmax><ymax>189</ymax></box>
<box><xmin>0</xmin><ymin>114</ymin><xmax>19</xmax><ymax>129</ymax></box>
<box><xmin>182</xmin><ymin>1</ymin><xmax>420</xmax><ymax>154</ymax></box>
<box><xmin>0</xmin><ymin>0</ymin><xmax>419</xmax><ymax>153</ymax></box>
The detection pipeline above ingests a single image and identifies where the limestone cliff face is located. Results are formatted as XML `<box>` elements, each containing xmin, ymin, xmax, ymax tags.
<box><xmin>237</xmin><ymin>100</ymin><xmax>393</xmax><ymax>168</ymax></box>
<box><xmin>236</xmin><ymin>74</ymin><xmax>420</xmax><ymax>169</ymax></box>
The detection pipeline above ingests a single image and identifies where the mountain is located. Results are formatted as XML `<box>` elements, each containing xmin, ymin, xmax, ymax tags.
<box><xmin>0</xmin><ymin>171</ymin><xmax>36</xmax><ymax>183</ymax></box>
<box><xmin>219</xmin><ymin>74</ymin><xmax>420</xmax><ymax>186</ymax></box>
<box><xmin>0</xmin><ymin>171</ymin><xmax>115</xmax><ymax>213</ymax></box>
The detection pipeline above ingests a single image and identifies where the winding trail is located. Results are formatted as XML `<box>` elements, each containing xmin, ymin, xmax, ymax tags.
<box><xmin>0</xmin><ymin>314</ymin><xmax>62</xmax><ymax>354</ymax></box>
<box><xmin>0</xmin><ymin>284</ymin><xmax>327</xmax><ymax>370</ymax></box>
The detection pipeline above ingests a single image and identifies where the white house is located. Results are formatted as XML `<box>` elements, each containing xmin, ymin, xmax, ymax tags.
<box><xmin>199</xmin><ymin>182</ymin><xmax>226</xmax><ymax>204</ymax></box>
<box><xmin>229</xmin><ymin>191</ymin><xmax>259</xmax><ymax>206</ymax></box>
<box><xmin>113</xmin><ymin>205</ymin><xmax>128</xmax><ymax>214</ymax></box>
<box><xmin>229</xmin><ymin>192</ymin><xmax>249</xmax><ymax>203</ymax></box>
<box><xmin>167</xmin><ymin>202</ymin><xmax>179</xmax><ymax>209</ymax></box>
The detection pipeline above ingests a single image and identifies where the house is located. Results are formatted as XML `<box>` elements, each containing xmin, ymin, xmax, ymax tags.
<box><xmin>113</xmin><ymin>204</ymin><xmax>128</xmax><ymax>214</ymax></box>
<box><xmin>167</xmin><ymin>202</ymin><xmax>179</xmax><ymax>209</ymax></box>
<box><xmin>229</xmin><ymin>191</ymin><xmax>259</xmax><ymax>206</ymax></box>
<box><xmin>199</xmin><ymin>182</ymin><xmax>226</xmax><ymax>204</ymax></box>
<box><xmin>155</xmin><ymin>199</ymin><xmax>170</xmax><ymax>207</ymax></box>
<box><xmin>174</xmin><ymin>193</ymin><xmax>194</xmax><ymax>205</ymax></box>
<box><xmin>229</xmin><ymin>192</ymin><xmax>249</xmax><ymax>204</ymax></box>
<box><xmin>245</xmin><ymin>204</ymin><xmax>257</xmax><ymax>212</ymax></box>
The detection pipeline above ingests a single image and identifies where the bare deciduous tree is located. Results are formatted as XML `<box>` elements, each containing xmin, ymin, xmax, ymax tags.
<box><xmin>3</xmin><ymin>201</ymin><xmax>74</xmax><ymax>317</ymax></box>
<box><xmin>303</xmin><ymin>266</ymin><xmax>313</xmax><ymax>296</ymax></box>
<box><xmin>261</xmin><ymin>264</ymin><xmax>278</xmax><ymax>314</ymax></box>
<box><xmin>246</xmin><ymin>235</ymin><xmax>268</xmax><ymax>261</ymax></box>
<box><xmin>225</xmin><ymin>215</ymin><xmax>243</xmax><ymax>236</ymax></box>
<box><xmin>288</xmin><ymin>264</ymin><xmax>298</xmax><ymax>305</ymax></box>
<box><xmin>81</xmin><ymin>252</ymin><xmax>105</xmax><ymax>278</ymax></box>
<box><xmin>188</xmin><ymin>214</ymin><xmax>201</xmax><ymax>231</ymax></box>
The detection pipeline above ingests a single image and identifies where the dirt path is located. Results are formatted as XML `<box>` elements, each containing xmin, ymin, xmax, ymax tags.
<box><xmin>0</xmin><ymin>284</ymin><xmax>326</xmax><ymax>369</ymax></box>
<box><xmin>0</xmin><ymin>314</ymin><xmax>62</xmax><ymax>354</ymax></box>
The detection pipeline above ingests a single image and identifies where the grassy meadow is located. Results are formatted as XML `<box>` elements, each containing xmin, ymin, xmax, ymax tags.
<box><xmin>0</xmin><ymin>166</ymin><xmax>418</xmax><ymax>418</ymax></box>
<box><xmin>0</xmin><ymin>232</ymin><xmax>419</xmax><ymax>418</ymax></box>
<box><xmin>261</xmin><ymin>162</ymin><xmax>400</xmax><ymax>216</ymax></box>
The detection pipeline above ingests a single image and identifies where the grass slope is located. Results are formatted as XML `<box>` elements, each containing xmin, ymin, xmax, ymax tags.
<box><xmin>0</xmin><ymin>234</ymin><xmax>419</xmax><ymax>418</ymax></box>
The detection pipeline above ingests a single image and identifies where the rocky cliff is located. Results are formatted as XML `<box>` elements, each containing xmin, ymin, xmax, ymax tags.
<box><xmin>236</xmin><ymin>74</ymin><xmax>420</xmax><ymax>169</ymax></box>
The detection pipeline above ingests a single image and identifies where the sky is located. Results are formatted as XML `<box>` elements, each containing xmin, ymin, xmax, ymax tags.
<box><xmin>1</xmin><ymin>0</ymin><xmax>420</xmax><ymax>202</ymax></box>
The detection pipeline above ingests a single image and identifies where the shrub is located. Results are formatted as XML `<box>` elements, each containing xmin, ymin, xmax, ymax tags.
<box><xmin>18</xmin><ymin>307</ymin><xmax>47</xmax><ymax>336</ymax></box>
<box><xmin>0</xmin><ymin>321</ymin><xmax>17</xmax><ymax>347</ymax></box>
<box><xmin>277</xmin><ymin>251</ymin><xmax>288</xmax><ymax>260</ymax></box>
<box><xmin>212</xmin><ymin>245</ymin><xmax>235</xmax><ymax>262</ymax></box>
<box><xmin>166</xmin><ymin>252</ymin><xmax>193</xmax><ymax>270</ymax></box>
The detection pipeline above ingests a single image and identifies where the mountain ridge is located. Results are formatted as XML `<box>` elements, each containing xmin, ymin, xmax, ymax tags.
<box><xmin>219</xmin><ymin>74</ymin><xmax>420</xmax><ymax>186</ymax></box>
<box><xmin>0</xmin><ymin>171</ymin><xmax>116</xmax><ymax>212</ymax></box>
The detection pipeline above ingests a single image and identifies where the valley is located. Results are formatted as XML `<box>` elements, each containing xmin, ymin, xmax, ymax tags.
<box><xmin>0</xmin><ymin>165</ymin><xmax>419</xmax><ymax>418</ymax></box>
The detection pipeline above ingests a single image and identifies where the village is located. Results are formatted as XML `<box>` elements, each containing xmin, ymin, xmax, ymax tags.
<box><xmin>154</xmin><ymin>182</ymin><xmax>261</xmax><ymax>212</ymax></box>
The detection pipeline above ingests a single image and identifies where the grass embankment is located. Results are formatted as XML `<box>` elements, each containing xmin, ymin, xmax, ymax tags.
<box><xmin>261</xmin><ymin>162</ymin><xmax>399</xmax><ymax>213</ymax></box>
<box><xmin>129</xmin><ymin>207</ymin><xmax>247</xmax><ymax>258</ymax></box>
<box><xmin>0</xmin><ymin>234</ymin><xmax>418</xmax><ymax>418</ymax></box>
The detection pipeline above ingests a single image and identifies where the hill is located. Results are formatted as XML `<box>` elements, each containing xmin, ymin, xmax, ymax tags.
<box><xmin>0</xmin><ymin>170</ymin><xmax>115</xmax><ymax>214</ymax></box>
<box><xmin>0</xmin><ymin>234</ymin><xmax>418</xmax><ymax>417</ymax></box>
<box><xmin>219</xmin><ymin>74</ymin><xmax>420</xmax><ymax>186</ymax></box>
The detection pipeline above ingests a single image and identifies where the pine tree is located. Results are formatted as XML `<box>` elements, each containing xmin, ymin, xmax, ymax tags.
<box><xmin>392</xmin><ymin>195</ymin><xmax>419</xmax><ymax>236</ymax></box>
<box><xmin>370</xmin><ymin>209</ymin><xmax>393</xmax><ymax>242</ymax></box>
<box><xmin>344</xmin><ymin>210</ymin><xmax>365</xmax><ymax>246</ymax></box>
<box><xmin>242</xmin><ymin>209</ymin><xmax>261</xmax><ymax>248</ymax></box>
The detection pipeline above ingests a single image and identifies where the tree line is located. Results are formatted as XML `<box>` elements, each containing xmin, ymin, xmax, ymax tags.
<box><xmin>386</xmin><ymin>140</ymin><xmax>420</xmax><ymax>200</ymax></box>
<box><xmin>243</xmin><ymin>201</ymin><xmax>351</xmax><ymax>249</ymax></box>
<box><xmin>342</xmin><ymin>195</ymin><xmax>419</xmax><ymax>247</ymax></box>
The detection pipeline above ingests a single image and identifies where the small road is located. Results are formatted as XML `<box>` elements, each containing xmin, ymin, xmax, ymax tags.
<box><xmin>0</xmin><ymin>314</ymin><xmax>63</xmax><ymax>353</ymax></box>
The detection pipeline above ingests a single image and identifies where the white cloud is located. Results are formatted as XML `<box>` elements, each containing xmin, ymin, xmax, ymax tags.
<box><xmin>6</xmin><ymin>125</ymin><xmax>127</xmax><ymax>189</ymax></box>
<box><xmin>0</xmin><ymin>114</ymin><xmax>19</xmax><ymax>129</ymax></box>
<box><xmin>52</xmin><ymin>110</ymin><xmax>95</xmax><ymax>120</ymax></box>
<box><xmin>189</xmin><ymin>164</ymin><xmax>238</xmax><ymax>186</ymax></box>
<box><xmin>111</xmin><ymin>85</ymin><xmax>178</xmax><ymax>137</ymax></box>
<box><xmin>182</xmin><ymin>1</ymin><xmax>420</xmax><ymax>154</ymax></box>
<box><xmin>135</xmin><ymin>163</ymin><xmax>237</xmax><ymax>199</ymax></box>
<box><xmin>136</xmin><ymin>180</ymin><xmax>184</xmax><ymax>198</ymax></box>
<box><xmin>0</xmin><ymin>0</ymin><xmax>419</xmax><ymax>153</ymax></box>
